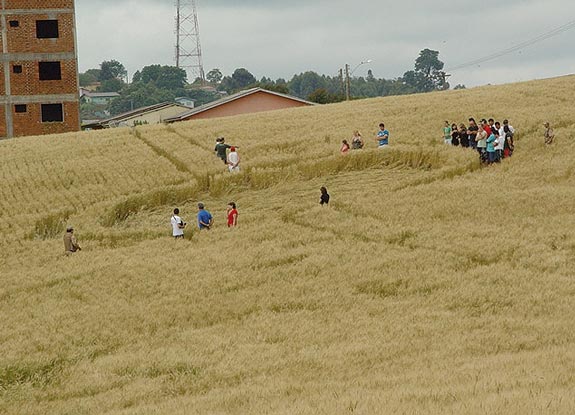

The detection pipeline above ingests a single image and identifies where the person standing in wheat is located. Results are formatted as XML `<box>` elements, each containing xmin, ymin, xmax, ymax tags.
<box><xmin>171</xmin><ymin>208</ymin><xmax>186</xmax><ymax>239</ymax></box>
<box><xmin>227</xmin><ymin>146</ymin><xmax>240</xmax><ymax>172</ymax></box>
<box><xmin>63</xmin><ymin>227</ymin><xmax>81</xmax><ymax>254</ymax></box>
<box><xmin>544</xmin><ymin>122</ymin><xmax>555</xmax><ymax>145</ymax></box>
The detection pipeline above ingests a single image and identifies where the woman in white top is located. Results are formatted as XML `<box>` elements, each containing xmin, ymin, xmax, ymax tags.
<box><xmin>227</xmin><ymin>146</ymin><xmax>240</xmax><ymax>172</ymax></box>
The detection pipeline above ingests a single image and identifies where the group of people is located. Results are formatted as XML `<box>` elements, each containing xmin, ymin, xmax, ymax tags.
<box><xmin>341</xmin><ymin>123</ymin><xmax>390</xmax><ymax>154</ymax></box>
<box><xmin>215</xmin><ymin>137</ymin><xmax>240</xmax><ymax>172</ymax></box>
<box><xmin>442</xmin><ymin>118</ymin><xmax>516</xmax><ymax>164</ymax></box>
<box><xmin>170</xmin><ymin>202</ymin><xmax>238</xmax><ymax>239</ymax></box>
<box><xmin>65</xmin><ymin>118</ymin><xmax>558</xmax><ymax>251</ymax></box>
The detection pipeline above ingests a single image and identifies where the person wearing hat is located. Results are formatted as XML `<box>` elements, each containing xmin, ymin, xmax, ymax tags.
<box><xmin>197</xmin><ymin>202</ymin><xmax>213</xmax><ymax>230</ymax></box>
<box><xmin>227</xmin><ymin>146</ymin><xmax>240</xmax><ymax>172</ymax></box>
<box><xmin>544</xmin><ymin>122</ymin><xmax>555</xmax><ymax>145</ymax></box>
<box><xmin>63</xmin><ymin>227</ymin><xmax>81</xmax><ymax>254</ymax></box>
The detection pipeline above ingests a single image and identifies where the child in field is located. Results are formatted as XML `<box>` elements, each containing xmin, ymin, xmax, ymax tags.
<box><xmin>340</xmin><ymin>140</ymin><xmax>350</xmax><ymax>154</ymax></box>
<box><xmin>351</xmin><ymin>130</ymin><xmax>364</xmax><ymax>149</ymax></box>
<box><xmin>320</xmin><ymin>187</ymin><xmax>330</xmax><ymax>205</ymax></box>
<box><xmin>227</xmin><ymin>202</ymin><xmax>238</xmax><ymax>227</ymax></box>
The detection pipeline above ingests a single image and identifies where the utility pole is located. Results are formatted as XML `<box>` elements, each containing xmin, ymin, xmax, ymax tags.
<box><xmin>339</xmin><ymin>68</ymin><xmax>345</xmax><ymax>97</ymax></box>
<box><xmin>345</xmin><ymin>64</ymin><xmax>350</xmax><ymax>101</ymax></box>
<box><xmin>175</xmin><ymin>0</ymin><xmax>205</xmax><ymax>84</ymax></box>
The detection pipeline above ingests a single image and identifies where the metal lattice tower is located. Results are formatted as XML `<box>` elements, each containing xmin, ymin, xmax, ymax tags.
<box><xmin>175</xmin><ymin>0</ymin><xmax>205</xmax><ymax>83</ymax></box>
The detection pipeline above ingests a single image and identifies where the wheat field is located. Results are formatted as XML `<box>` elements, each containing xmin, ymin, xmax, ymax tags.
<box><xmin>1</xmin><ymin>75</ymin><xmax>575</xmax><ymax>414</ymax></box>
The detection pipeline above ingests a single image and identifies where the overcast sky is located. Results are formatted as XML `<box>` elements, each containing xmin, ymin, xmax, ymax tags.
<box><xmin>76</xmin><ymin>0</ymin><xmax>575</xmax><ymax>87</ymax></box>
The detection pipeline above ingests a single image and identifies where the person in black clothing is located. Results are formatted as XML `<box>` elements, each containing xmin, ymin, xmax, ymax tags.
<box><xmin>214</xmin><ymin>137</ymin><xmax>238</xmax><ymax>164</ymax></box>
<box><xmin>459</xmin><ymin>123</ymin><xmax>469</xmax><ymax>148</ymax></box>
<box><xmin>320</xmin><ymin>187</ymin><xmax>330</xmax><ymax>205</ymax></box>
<box><xmin>451</xmin><ymin>123</ymin><xmax>460</xmax><ymax>146</ymax></box>
<box><xmin>467</xmin><ymin>118</ymin><xmax>479</xmax><ymax>150</ymax></box>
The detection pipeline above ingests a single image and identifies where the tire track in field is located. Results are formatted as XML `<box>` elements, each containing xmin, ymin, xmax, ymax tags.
<box><xmin>131</xmin><ymin>128</ymin><xmax>192</xmax><ymax>174</ymax></box>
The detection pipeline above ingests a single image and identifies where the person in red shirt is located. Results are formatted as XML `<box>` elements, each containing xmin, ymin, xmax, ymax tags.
<box><xmin>227</xmin><ymin>202</ymin><xmax>238</xmax><ymax>227</ymax></box>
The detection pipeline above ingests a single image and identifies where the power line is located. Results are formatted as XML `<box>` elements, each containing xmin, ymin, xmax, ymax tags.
<box><xmin>446</xmin><ymin>19</ymin><xmax>575</xmax><ymax>72</ymax></box>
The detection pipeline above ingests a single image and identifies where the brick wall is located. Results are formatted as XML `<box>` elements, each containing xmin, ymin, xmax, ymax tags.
<box><xmin>0</xmin><ymin>106</ymin><xmax>6</xmax><ymax>137</ymax></box>
<box><xmin>9</xmin><ymin>59</ymin><xmax>77</xmax><ymax>95</ymax></box>
<box><xmin>4</xmin><ymin>0</ymin><xmax>74</xmax><ymax>9</ymax></box>
<box><xmin>12</xmin><ymin>101</ymin><xmax>79</xmax><ymax>137</ymax></box>
<box><xmin>4</xmin><ymin>13</ymin><xmax>75</xmax><ymax>54</ymax></box>
<box><xmin>1</xmin><ymin>1</ymin><xmax>79</xmax><ymax>138</ymax></box>
<box><xmin>0</xmin><ymin>63</ymin><xmax>5</xmax><ymax>95</ymax></box>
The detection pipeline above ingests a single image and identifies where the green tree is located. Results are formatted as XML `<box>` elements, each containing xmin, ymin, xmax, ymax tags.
<box><xmin>231</xmin><ymin>68</ymin><xmax>256</xmax><ymax>89</ymax></box>
<box><xmin>79</xmin><ymin>71</ymin><xmax>99</xmax><ymax>87</ymax></box>
<box><xmin>99</xmin><ymin>60</ymin><xmax>127</xmax><ymax>82</ymax></box>
<box><xmin>109</xmin><ymin>83</ymin><xmax>175</xmax><ymax>115</ymax></box>
<box><xmin>98</xmin><ymin>78</ymin><xmax>125</xmax><ymax>93</ymax></box>
<box><xmin>206</xmin><ymin>68</ymin><xmax>223</xmax><ymax>84</ymax></box>
<box><xmin>288</xmin><ymin>71</ymin><xmax>327</xmax><ymax>99</ymax></box>
<box><xmin>403</xmin><ymin>49</ymin><xmax>448</xmax><ymax>92</ymax></box>
<box><xmin>307</xmin><ymin>88</ymin><xmax>344</xmax><ymax>104</ymax></box>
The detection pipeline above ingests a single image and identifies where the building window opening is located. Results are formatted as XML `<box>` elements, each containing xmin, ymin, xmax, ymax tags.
<box><xmin>13</xmin><ymin>65</ymin><xmax>23</xmax><ymax>74</ymax></box>
<box><xmin>9</xmin><ymin>20</ymin><xmax>19</xmax><ymax>28</ymax></box>
<box><xmin>41</xmin><ymin>104</ymin><xmax>64</xmax><ymax>123</ymax></box>
<box><xmin>15</xmin><ymin>105</ymin><xmax>27</xmax><ymax>113</ymax></box>
<box><xmin>36</xmin><ymin>20</ymin><xmax>59</xmax><ymax>39</ymax></box>
<box><xmin>39</xmin><ymin>62</ymin><xmax>62</xmax><ymax>81</ymax></box>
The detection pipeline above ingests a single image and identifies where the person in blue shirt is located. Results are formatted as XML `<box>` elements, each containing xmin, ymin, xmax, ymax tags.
<box><xmin>197</xmin><ymin>202</ymin><xmax>213</xmax><ymax>230</ymax></box>
<box><xmin>376</xmin><ymin>123</ymin><xmax>389</xmax><ymax>147</ymax></box>
<box><xmin>486</xmin><ymin>132</ymin><xmax>497</xmax><ymax>164</ymax></box>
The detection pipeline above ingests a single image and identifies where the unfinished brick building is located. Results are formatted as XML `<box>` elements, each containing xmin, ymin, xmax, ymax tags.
<box><xmin>1</xmin><ymin>0</ymin><xmax>80</xmax><ymax>139</ymax></box>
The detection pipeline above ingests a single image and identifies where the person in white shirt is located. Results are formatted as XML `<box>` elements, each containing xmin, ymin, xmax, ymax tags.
<box><xmin>171</xmin><ymin>208</ymin><xmax>186</xmax><ymax>239</ymax></box>
<box><xmin>227</xmin><ymin>146</ymin><xmax>240</xmax><ymax>172</ymax></box>
<box><xmin>495</xmin><ymin>121</ymin><xmax>505</xmax><ymax>160</ymax></box>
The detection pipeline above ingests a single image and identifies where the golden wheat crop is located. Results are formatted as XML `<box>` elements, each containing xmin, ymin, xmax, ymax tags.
<box><xmin>0</xmin><ymin>75</ymin><xmax>574</xmax><ymax>414</ymax></box>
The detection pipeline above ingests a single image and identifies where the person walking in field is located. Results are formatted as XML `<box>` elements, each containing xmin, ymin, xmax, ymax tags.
<box><xmin>227</xmin><ymin>202</ymin><xmax>238</xmax><ymax>227</ymax></box>
<box><xmin>197</xmin><ymin>202</ymin><xmax>213</xmax><ymax>230</ymax></box>
<box><xmin>320</xmin><ymin>186</ymin><xmax>330</xmax><ymax>205</ymax></box>
<box><xmin>544</xmin><ymin>122</ymin><xmax>555</xmax><ymax>144</ymax></box>
<box><xmin>376</xmin><ymin>123</ymin><xmax>389</xmax><ymax>147</ymax></box>
<box><xmin>351</xmin><ymin>130</ymin><xmax>364</xmax><ymax>149</ymax></box>
<box><xmin>63</xmin><ymin>227</ymin><xmax>81</xmax><ymax>254</ymax></box>
<box><xmin>171</xmin><ymin>208</ymin><xmax>186</xmax><ymax>239</ymax></box>
<box><xmin>227</xmin><ymin>146</ymin><xmax>240</xmax><ymax>172</ymax></box>
<box><xmin>340</xmin><ymin>139</ymin><xmax>350</xmax><ymax>154</ymax></box>
<box><xmin>214</xmin><ymin>137</ymin><xmax>238</xmax><ymax>165</ymax></box>
<box><xmin>443</xmin><ymin>121</ymin><xmax>452</xmax><ymax>145</ymax></box>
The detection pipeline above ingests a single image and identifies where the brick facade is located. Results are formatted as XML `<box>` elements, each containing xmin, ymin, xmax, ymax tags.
<box><xmin>1</xmin><ymin>0</ymin><xmax>80</xmax><ymax>138</ymax></box>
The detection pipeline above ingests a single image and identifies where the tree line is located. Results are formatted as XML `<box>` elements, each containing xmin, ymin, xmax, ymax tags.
<box><xmin>79</xmin><ymin>49</ymin><xmax>463</xmax><ymax>119</ymax></box>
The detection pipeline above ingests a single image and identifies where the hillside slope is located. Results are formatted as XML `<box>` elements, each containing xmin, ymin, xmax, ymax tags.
<box><xmin>1</xmin><ymin>75</ymin><xmax>575</xmax><ymax>414</ymax></box>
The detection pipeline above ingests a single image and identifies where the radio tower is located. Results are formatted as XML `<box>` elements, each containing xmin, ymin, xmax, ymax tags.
<box><xmin>175</xmin><ymin>0</ymin><xmax>205</xmax><ymax>83</ymax></box>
